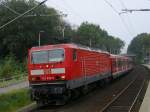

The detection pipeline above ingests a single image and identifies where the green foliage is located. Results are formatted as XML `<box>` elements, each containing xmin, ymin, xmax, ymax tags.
<box><xmin>0</xmin><ymin>0</ymin><xmax>64</xmax><ymax>60</ymax></box>
<box><xmin>0</xmin><ymin>88</ymin><xmax>32</xmax><ymax>112</ymax></box>
<box><xmin>0</xmin><ymin>76</ymin><xmax>27</xmax><ymax>88</ymax></box>
<box><xmin>127</xmin><ymin>33</ymin><xmax>150</xmax><ymax>63</ymax></box>
<box><xmin>22</xmin><ymin>58</ymin><xmax>28</xmax><ymax>73</ymax></box>
<box><xmin>72</xmin><ymin>22</ymin><xmax>125</xmax><ymax>54</ymax></box>
<box><xmin>0</xmin><ymin>55</ymin><xmax>27</xmax><ymax>79</ymax></box>
<box><xmin>0</xmin><ymin>0</ymin><xmax>125</xmax><ymax>62</ymax></box>
<box><xmin>0</xmin><ymin>55</ymin><xmax>17</xmax><ymax>78</ymax></box>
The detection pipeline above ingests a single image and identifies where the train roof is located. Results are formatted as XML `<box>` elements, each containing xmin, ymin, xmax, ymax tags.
<box><xmin>30</xmin><ymin>43</ymin><xmax>110</xmax><ymax>55</ymax></box>
<box><xmin>110</xmin><ymin>54</ymin><xmax>130</xmax><ymax>59</ymax></box>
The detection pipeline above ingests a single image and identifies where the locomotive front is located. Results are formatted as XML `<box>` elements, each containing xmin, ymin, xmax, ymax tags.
<box><xmin>28</xmin><ymin>45</ymin><xmax>70</xmax><ymax>105</ymax></box>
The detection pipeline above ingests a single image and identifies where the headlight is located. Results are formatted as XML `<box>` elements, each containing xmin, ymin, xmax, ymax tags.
<box><xmin>51</xmin><ymin>68</ymin><xmax>65</xmax><ymax>74</ymax></box>
<box><xmin>31</xmin><ymin>69</ymin><xmax>44</xmax><ymax>75</ymax></box>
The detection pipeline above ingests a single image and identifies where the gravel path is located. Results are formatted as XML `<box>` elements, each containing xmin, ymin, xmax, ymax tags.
<box><xmin>0</xmin><ymin>81</ymin><xmax>29</xmax><ymax>94</ymax></box>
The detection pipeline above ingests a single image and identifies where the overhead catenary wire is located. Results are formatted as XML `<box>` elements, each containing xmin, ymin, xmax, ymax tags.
<box><xmin>0</xmin><ymin>0</ymin><xmax>48</xmax><ymax>30</ymax></box>
<box><xmin>63</xmin><ymin>0</ymin><xmax>85</xmax><ymax>21</ymax></box>
<box><xmin>1</xmin><ymin>3</ymin><xmax>20</xmax><ymax>15</ymax></box>
<box><xmin>48</xmin><ymin>0</ymin><xmax>85</xmax><ymax>24</ymax></box>
<box><xmin>0</xmin><ymin>0</ymin><xmax>20</xmax><ymax>15</ymax></box>
<box><xmin>0</xmin><ymin>0</ymin><xmax>61</xmax><ymax>17</ymax></box>
<box><xmin>120</xmin><ymin>0</ymin><xmax>150</xmax><ymax>13</ymax></box>
<box><xmin>103</xmin><ymin>0</ymin><xmax>119</xmax><ymax>14</ymax></box>
<box><xmin>103</xmin><ymin>0</ymin><xmax>133</xmax><ymax>36</ymax></box>
<box><xmin>118</xmin><ymin>0</ymin><xmax>135</xmax><ymax>34</ymax></box>
<box><xmin>49</xmin><ymin>0</ymin><xmax>69</xmax><ymax>14</ymax></box>
<box><xmin>122</xmin><ymin>9</ymin><xmax>150</xmax><ymax>13</ymax></box>
<box><xmin>119</xmin><ymin>0</ymin><xmax>126</xmax><ymax>10</ymax></box>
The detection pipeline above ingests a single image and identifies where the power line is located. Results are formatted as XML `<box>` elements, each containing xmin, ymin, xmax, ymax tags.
<box><xmin>1</xmin><ymin>1</ymin><xmax>62</xmax><ymax>17</ymax></box>
<box><xmin>49</xmin><ymin>0</ymin><xmax>84</xmax><ymax>22</ymax></box>
<box><xmin>1</xmin><ymin>3</ymin><xmax>20</xmax><ymax>15</ymax></box>
<box><xmin>63</xmin><ymin>0</ymin><xmax>85</xmax><ymax>20</ymax></box>
<box><xmin>122</xmin><ymin>9</ymin><xmax>150</xmax><ymax>13</ymax></box>
<box><xmin>104</xmin><ymin>0</ymin><xmax>119</xmax><ymax>14</ymax></box>
<box><xmin>120</xmin><ymin>0</ymin><xmax>150</xmax><ymax>13</ymax></box>
<box><xmin>119</xmin><ymin>16</ymin><xmax>133</xmax><ymax>35</ymax></box>
<box><xmin>103</xmin><ymin>0</ymin><xmax>133</xmax><ymax>36</ymax></box>
<box><xmin>49</xmin><ymin>0</ymin><xmax>69</xmax><ymax>14</ymax></box>
<box><xmin>0</xmin><ymin>0</ymin><xmax>48</xmax><ymax>30</ymax></box>
<box><xmin>118</xmin><ymin>0</ymin><xmax>135</xmax><ymax>34</ymax></box>
<box><xmin>0</xmin><ymin>0</ymin><xmax>22</xmax><ymax>15</ymax></box>
<box><xmin>119</xmin><ymin>0</ymin><xmax>126</xmax><ymax>9</ymax></box>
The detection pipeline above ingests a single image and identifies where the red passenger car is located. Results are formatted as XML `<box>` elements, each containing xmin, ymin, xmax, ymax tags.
<box><xmin>28</xmin><ymin>43</ymin><xmax>133</xmax><ymax>105</ymax></box>
<box><xmin>110</xmin><ymin>54</ymin><xmax>133</xmax><ymax>78</ymax></box>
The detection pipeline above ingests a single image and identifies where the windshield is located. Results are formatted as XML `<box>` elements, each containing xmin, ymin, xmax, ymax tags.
<box><xmin>31</xmin><ymin>49</ymin><xmax>64</xmax><ymax>64</ymax></box>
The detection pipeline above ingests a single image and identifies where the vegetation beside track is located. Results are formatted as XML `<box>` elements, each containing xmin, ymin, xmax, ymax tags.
<box><xmin>0</xmin><ymin>76</ymin><xmax>27</xmax><ymax>88</ymax></box>
<box><xmin>0</xmin><ymin>88</ymin><xmax>32</xmax><ymax>112</ymax></box>
<box><xmin>0</xmin><ymin>55</ymin><xmax>27</xmax><ymax>88</ymax></box>
<box><xmin>127</xmin><ymin>33</ymin><xmax>150</xmax><ymax>63</ymax></box>
<box><xmin>0</xmin><ymin>55</ymin><xmax>27</xmax><ymax>79</ymax></box>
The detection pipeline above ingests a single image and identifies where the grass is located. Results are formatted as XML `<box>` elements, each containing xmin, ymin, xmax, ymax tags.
<box><xmin>0</xmin><ymin>55</ymin><xmax>27</xmax><ymax>79</ymax></box>
<box><xmin>0</xmin><ymin>75</ymin><xmax>28</xmax><ymax>88</ymax></box>
<box><xmin>0</xmin><ymin>88</ymin><xmax>32</xmax><ymax>112</ymax></box>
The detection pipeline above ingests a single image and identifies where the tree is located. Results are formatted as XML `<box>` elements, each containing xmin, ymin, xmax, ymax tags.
<box><xmin>72</xmin><ymin>22</ymin><xmax>125</xmax><ymax>54</ymax></box>
<box><xmin>0</xmin><ymin>0</ymin><xmax>125</xmax><ymax>61</ymax></box>
<box><xmin>127</xmin><ymin>33</ymin><xmax>150</xmax><ymax>63</ymax></box>
<box><xmin>0</xmin><ymin>0</ymin><xmax>65</xmax><ymax>60</ymax></box>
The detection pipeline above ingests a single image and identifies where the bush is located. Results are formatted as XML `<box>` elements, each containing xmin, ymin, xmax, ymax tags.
<box><xmin>0</xmin><ymin>88</ymin><xmax>32</xmax><ymax>112</ymax></box>
<box><xmin>0</xmin><ymin>55</ymin><xmax>27</xmax><ymax>79</ymax></box>
<box><xmin>0</xmin><ymin>55</ymin><xmax>16</xmax><ymax>79</ymax></box>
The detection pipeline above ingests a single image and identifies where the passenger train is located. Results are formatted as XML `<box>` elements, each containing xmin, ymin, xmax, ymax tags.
<box><xmin>28</xmin><ymin>43</ymin><xmax>133</xmax><ymax>105</ymax></box>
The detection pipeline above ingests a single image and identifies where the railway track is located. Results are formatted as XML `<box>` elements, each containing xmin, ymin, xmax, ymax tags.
<box><xmin>100</xmin><ymin>74</ymin><xmax>145</xmax><ymax>112</ymax></box>
<box><xmin>19</xmin><ymin>66</ymin><xmax>149</xmax><ymax>112</ymax></box>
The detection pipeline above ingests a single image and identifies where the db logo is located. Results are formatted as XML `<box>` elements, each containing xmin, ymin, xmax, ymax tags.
<box><xmin>44</xmin><ymin>69</ymin><xmax>51</xmax><ymax>74</ymax></box>
<box><xmin>46</xmin><ymin>77</ymin><xmax>54</xmax><ymax>80</ymax></box>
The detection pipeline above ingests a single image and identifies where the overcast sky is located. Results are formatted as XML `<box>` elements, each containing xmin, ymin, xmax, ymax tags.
<box><xmin>40</xmin><ymin>0</ymin><xmax>150</xmax><ymax>52</ymax></box>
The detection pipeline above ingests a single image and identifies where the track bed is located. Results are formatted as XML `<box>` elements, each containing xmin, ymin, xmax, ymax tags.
<box><xmin>27</xmin><ymin>66</ymin><xmax>149</xmax><ymax>112</ymax></box>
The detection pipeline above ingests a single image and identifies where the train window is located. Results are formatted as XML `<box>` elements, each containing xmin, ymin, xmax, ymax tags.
<box><xmin>31</xmin><ymin>51</ymin><xmax>48</xmax><ymax>64</ymax></box>
<box><xmin>120</xmin><ymin>60</ymin><xmax>123</xmax><ymax>66</ymax></box>
<box><xmin>48</xmin><ymin>49</ymin><xmax>64</xmax><ymax>62</ymax></box>
<box><xmin>31</xmin><ymin>49</ymin><xmax>64</xmax><ymax>64</ymax></box>
<box><xmin>119</xmin><ymin>60</ymin><xmax>122</xmax><ymax>66</ymax></box>
<box><xmin>113</xmin><ymin>61</ymin><xmax>116</xmax><ymax>67</ymax></box>
<box><xmin>73</xmin><ymin>49</ymin><xmax>77</xmax><ymax>61</ymax></box>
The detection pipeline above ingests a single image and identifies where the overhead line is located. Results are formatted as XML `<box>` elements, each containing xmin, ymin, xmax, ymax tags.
<box><xmin>118</xmin><ymin>0</ymin><xmax>135</xmax><ymax>34</ymax></box>
<box><xmin>1</xmin><ymin>1</ymin><xmax>66</xmax><ymax>18</ymax></box>
<box><xmin>63</xmin><ymin>0</ymin><xmax>85</xmax><ymax>20</ymax></box>
<box><xmin>0</xmin><ymin>0</ymin><xmax>48</xmax><ymax>30</ymax></box>
<box><xmin>1</xmin><ymin>3</ymin><xmax>20</xmax><ymax>15</ymax></box>
<box><xmin>104</xmin><ymin>0</ymin><xmax>133</xmax><ymax>36</ymax></box>
<box><xmin>119</xmin><ymin>16</ymin><xmax>133</xmax><ymax>35</ymax></box>
<box><xmin>49</xmin><ymin>0</ymin><xmax>84</xmax><ymax>22</ymax></box>
<box><xmin>104</xmin><ymin>0</ymin><xmax>119</xmax><ymax>14</ymax></box>
<box><xmin>49</xmin><ymin>0</ymin><xmax>69</xmax><ymax>14</ymax></box>
<box><xmin>122</xmin><ymin>9</ymin><xmax>150</xmax><ymax>13</ymax></box>
<box><xmin>119</xmin><ymin>0</ymin><xmax>126</xmax><ymax>9</ymax></box>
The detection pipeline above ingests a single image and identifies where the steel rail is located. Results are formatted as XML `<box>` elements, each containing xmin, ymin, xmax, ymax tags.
<box><xmin>99</xmin><ymin>76</ymin><xmax>139</xmax><ymax>112</ymax></box>
<box><xmin>128</xmin><ymin>80</ymin><xmax>145</xmax><ymax>112</ymax></box>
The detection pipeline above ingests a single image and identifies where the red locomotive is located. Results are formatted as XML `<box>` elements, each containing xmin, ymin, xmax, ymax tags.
<box><xmin>28</xmin><ymin>43</ymin><xmax>133</xmax><ymax>105</ymax></box>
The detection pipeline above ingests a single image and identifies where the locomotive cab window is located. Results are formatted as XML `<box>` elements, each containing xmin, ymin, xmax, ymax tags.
<box><xmin>73</xmin><ymin>49</ymin><xmax>77</xmax><ymax>61</ymax></box>
<box><xmin>31</xmin><ymin>49</ymin><xmax>64</xmax><ymax>64</ymax></box>
<box><xmin>48</xmin><ymin>49</ymin><xmax>64</xmax><ymax>62</ymax></box>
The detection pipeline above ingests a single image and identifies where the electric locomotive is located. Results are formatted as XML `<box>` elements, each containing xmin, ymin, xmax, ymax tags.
<box><xmin>28</xmin><ymin>43</ymin><xmax>133</xmax><ymax>105</ymax></box>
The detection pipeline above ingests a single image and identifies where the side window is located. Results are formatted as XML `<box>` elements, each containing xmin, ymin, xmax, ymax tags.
<box><xmin>73</xmin><ymin>49</ymin><xmax>77</xmax><ymax>61</ymax></box>
<box><xmin>113</xmin><ymin>60</ymin><xmax>116</xmax><ymax>67</ymax></box>
<box><xmin>119</xmin><ymin>59</ymin><xmax>121</xmax><ymax>66</ymax></box>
